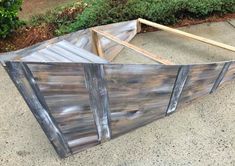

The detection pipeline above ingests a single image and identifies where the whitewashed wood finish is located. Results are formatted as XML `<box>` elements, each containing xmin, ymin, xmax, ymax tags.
<box><xmin>5</xmin><ymin>61</ymin><xmax>235</xmax><ymax>157</ymax></box>
<box><xmin>0</xmin><ymin>20</ymin><xmax>138</xmax><ymax>64</ymax></box>
<box><xmin>220</xmin><ymin>62</ymin><xmax>235</xmax><ymax>86</ymax></box>
<box><xmin>2</xmin><ymin>19</ymin><xmax>235</xmax><ymax>158</ymax></box>
<box><xmin>27</xmin><ymin>63</ymin><xmax>100</xmax><ymax>154</ymax></box>
<box><xmin>104</xmin><ymin>64</ymin><xmax>180</xmax><ymax>137</ymax></box>
<box><xmin>95</xmin><ymin>20</ymin><xmax>138</xmax><ymax>61</ymax></box>
<box><xmin>178</xmin><ymin>63</ymin><xmax>224</xmax><ymax>108</ymax></box>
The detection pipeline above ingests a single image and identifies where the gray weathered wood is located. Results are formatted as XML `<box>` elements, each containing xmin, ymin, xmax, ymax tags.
<box><xmin>166</xmin><ymin>66</ymin><xmax>190</xmax><ymax>114</ymax></box>
<box><xmin>5</xmin><ymin>62</ymin><xmax>72</xmax><ymax>158</ymax></box>
<box><xmin>210</xmin><ymin>62</ymin><xmax>231</xmax><ymax>93</ymax></box>
<box><xmin>84</xmin><ymin>64</ymin><xmax>111</xmax><ymax>142</ymax></box>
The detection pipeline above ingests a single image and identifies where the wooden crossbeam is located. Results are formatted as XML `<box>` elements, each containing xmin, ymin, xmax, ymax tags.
<box><xmin>91</xmin><ymin>28</ymin><xmax>174</xmax><ymax>65</ymax></box>
<box><xmin>138</xmin><ymin>18</ymin><xmax>235</xmax><ymax>53</ymax></box>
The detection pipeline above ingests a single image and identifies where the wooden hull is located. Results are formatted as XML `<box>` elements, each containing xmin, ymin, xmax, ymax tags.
<box><xmin>1</xmin><ymin>19</ymin><xmax>235</xmax><ymax>158</ymax></box>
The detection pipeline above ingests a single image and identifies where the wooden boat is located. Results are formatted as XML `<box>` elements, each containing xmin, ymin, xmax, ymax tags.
<box><xmin>1</xmin><ymin>19</ymin><xmax>235</xmax><ymax>158</ymax></box>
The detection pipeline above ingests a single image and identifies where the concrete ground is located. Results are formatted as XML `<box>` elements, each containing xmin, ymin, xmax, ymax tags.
<box><xmin>1</xmin><ymin>20</ymin><xmax>235</xmax><ymax>166</ymax></box>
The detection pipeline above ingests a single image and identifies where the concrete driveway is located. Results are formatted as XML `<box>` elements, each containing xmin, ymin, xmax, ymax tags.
<box><xmin>0</xmin><ymin>20</ymin><xmax>235</xmax><ymax>166</ymax></box>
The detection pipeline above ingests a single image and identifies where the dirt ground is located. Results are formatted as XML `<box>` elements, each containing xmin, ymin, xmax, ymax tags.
<box><xmin>19</xmin><ymin>0</ymin><xmax>78</xmax><ymax>20</ymax></box>
<box><xmin>0</xmin><ymin>20</ymin><xmax>235</xmax><ymax>165</ymax></box>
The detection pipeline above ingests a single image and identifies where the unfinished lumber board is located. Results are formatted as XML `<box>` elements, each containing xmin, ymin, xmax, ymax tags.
<box><xmin>92</xmin><ymin>28</ymin><xmax>174</xmax><ymax>65</ymax></box>
<box><xmin>137</xmin><ymin>20</ymin><xmax>142</xmax><ymax>33</ymax></box>
<box><xmin>91</xmin><ymin>30</ymin><xmax>105</xmax><ymax>57</ymax></box>
<box><xmin>96</xmin><ymin>20</ymin><xmax>138</xmax><ymax>61</ymax></box>
<box><xmin>138</xmin><ymin>18</ymin><xmax>235</xmax><ymax>53</ymax></box>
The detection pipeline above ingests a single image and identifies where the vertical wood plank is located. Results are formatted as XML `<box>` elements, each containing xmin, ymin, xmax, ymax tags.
<box><xmin>91</xmin><ymin>30</ymin><xmax>105</xmax><ymax>58</ymax></box>
<box><xmin>84</xmin><ymin>64</ymin><xmax>111</xmax><ymax>142</ymax></box>
<box><xmin>5</xmin><ymin>62</ymin><xmax>72</xmax><ymax>158</ymax></box>
<box><xmin>137</xmin><ymin>20</ymin><xmax>142</xmax><ymax>33</ymax></box>
<box><xmin>210</xmin><ymin>62</ymin><xmax>231</xmax><ymax>93</ymax></box>
<box><xmin>166</xmin><ymin>66</ymin><xmax>190</xmax><ymax>115</ymax></box>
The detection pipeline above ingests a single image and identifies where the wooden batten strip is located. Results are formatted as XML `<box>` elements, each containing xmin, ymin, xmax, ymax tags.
<box><xmin>138</xmin><ymin>18</ymin><xmax>235</xmax><ymax>53</ymax></box>
<box><xmin>92</xmin><ymin>28</ymin><xmax>174</xmax><ymax>65</ymax></box>
<box><xmin>137</xmin><ymin>20</ymin><xmax>142</xmax><ymax>33</ymax></box>
<box><xmin>91</xmin><ymin>30</ymin><xmax>105</xmax><ymax>58</ymax></box>
<box><xmin>6</xmin><ymin>62</ymin><xmax>72</xmax><ymax>158</ymax></box>
<box><xmin>83</xmin><ymin>64</ymin><xmax>111</xmax><ymax>142</ymax></box>
<box><xmin>210</xmin><ymin>62</ymin><xmax>232</xmax><ymax>93</ymax></box>
<box><xmin>166</xmin><ymin>66</ymin><xmax>190</xmax><ymax>115</ymax></box>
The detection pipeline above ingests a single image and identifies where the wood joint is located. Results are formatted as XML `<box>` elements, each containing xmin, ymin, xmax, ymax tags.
<box><xmin>91</xmin><ymin>30</ymin><xmax>105</xmax><ymax>58</ymax></box>
<box><xmin>92</xmin><ymin>28</ymin><xmax>174</xmax><ymax>65</ymax></box>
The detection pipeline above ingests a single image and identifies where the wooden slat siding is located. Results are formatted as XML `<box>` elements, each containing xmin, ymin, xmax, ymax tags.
<box><xmin>67</xmin><ymin>29</ymin><xmax>93</xmax><ymax>51</ymax></box>
<box><xmin>177</xmin><ymin>63</ymin><xmax>224</xmax><ymax>108</ymax></box>
<box><xmin>1</xmin><ymin>20</ymin><xmax>137</xmax><ymax>63</ymax></box>
<box><xmin>210</xmin><ymin>62</ymin><xmax>231</xmax><ymax>93</ymax></box>
<box><xmin>56</xmin><ymin>40</ymin><xmax>108</xmax><ymax>63</ymax></box>
<box><xmin>5</xmin><ymin>62</ymin><xmax>72</xmax><ymax>158</ymax></box>
<box><xmin>27</xmin><ymin>63</ymin><xmax>99</xmax><ymax>154</ymax></box>
<box><xmin>84</xmin><ymin>64</ymin><xmax>112</xmax><ymax>142</ymax></box>
<box><xmin>8</xmin><ymin>61</ymin><xmax>235</xmax><ymax>157</ymax></box>
<box><xmin>104</xmin><ymin>64</ymin><xmax>179</xmax><ymax>137</ymax></box>
<box><xmin>166</xmin><ymin>65</ymin><xmax>190</xmax><ymax>115</ymax></box>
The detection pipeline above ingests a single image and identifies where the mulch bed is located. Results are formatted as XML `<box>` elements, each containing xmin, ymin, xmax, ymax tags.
<box><xmin>1</xmin><ymin>13</ymin><xmax>235</xmax><ymax>53</ymax></box>
<box><xmin>0</xmin><ymin>24</ymin><xmax>55</xmax><ymax>53</ymax></box>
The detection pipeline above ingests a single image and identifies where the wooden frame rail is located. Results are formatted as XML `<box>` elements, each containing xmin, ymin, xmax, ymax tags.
<box><xmin>138</xmin><ymin>18</ymin><xmax>235</xmax><ymax>52</ymax></box>
<box><xmin>91</xmin><ymin>28</ymin><xmax>174</xmax><ymax>65</ymax></box>
<box><xmin>91</xmin><ymin>30</ymin><xmax>105</xmax><ymax>58</ymax></box>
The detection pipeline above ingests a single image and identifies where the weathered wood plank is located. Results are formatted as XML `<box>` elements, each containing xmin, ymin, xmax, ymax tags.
<box><xmin>7</xmin><ymin>61</ymin><xmax>235</xmax><ymax>157</ymax></box>
<box><xmin>219</xmin><ymin>62</ymin><xmax>235</xmax><ymax>86</ymax></box>
<box><xmin>5</xmin><ymin>62</ymin><xmax>72</xmax><ymax>158</ymax></box>
<box><xmin>178</xmin><ymin>63</ymin><xmax>224</xmax><ymax>108</ymax></box>
<box><xmin>104</xmin><ymin>64</ymin><xmax>179</xmax><ymax>137</ymax></box>
<box><xmin>166</xmin><ymin>66</ymin><xmax>190</xmax><ymax>114</ymax></box>
<box><xmin>83</xmin><ymin>64</ymin><xmax>111</xmax><ymax>142</ymax></box>
<box><xmin>210</xmin><ymin>62</ymin><xmax>231</xmax><ymax>93</ymax></box>
<box><xmin>27</xmin><ymin>63</ymin><xmax>100</xmax><ymax>154</ymax></box>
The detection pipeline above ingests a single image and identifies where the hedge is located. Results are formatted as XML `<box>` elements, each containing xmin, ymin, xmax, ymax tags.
<box><xmin>0</xmin><ymin>0</ymin><xmax>23</xmax><ymax>38</ymax></box>
<box><xmin>55</xmin><ymin>0</ymin><xmax>235</xmax><ymax>35</ymax></box>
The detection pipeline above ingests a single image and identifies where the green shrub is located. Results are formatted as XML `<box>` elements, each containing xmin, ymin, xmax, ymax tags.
<box><xmin>54</xmin><ymin>0</ymin><xmax>235</xmax><ymax>36</ymax></box>
<box><xmin>0</xmin><ymin>0</ymin><xmax>23</xmax><ymax>38</ymax></box>
<box><xmin>55</xmin><ymin>0</ymin><xmax>111</xmax><ymax>35</ymax></box>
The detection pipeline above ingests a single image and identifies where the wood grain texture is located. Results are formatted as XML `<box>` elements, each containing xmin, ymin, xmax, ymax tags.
<box><xmin>178</xmin><ymin>63</ymin><xmax>224</xmax><ymax>108</ymax></box>
<box><xmin>220</xmin><ymin>62</ymin><xmax>235</xmax><ymax>86</ymax></box>
<box><xmin>210</xmin><ymin>62</ymin><xmax>231</xmax><ymax>93</ymax></box>
<box><xmin>2</xmin><ymin>18</ymin><xmax>235</xmax><ymax>158</ymax></box>
<box><xmin>5</xmin><ymin>62</ymin><xmax>72</xmax><ymax>158</ymax></box>
<box><xmin>27</xmin><ymin>63</ymin><xmax>100</xmax><ymax>154</ymax></box>
<box><xmin>93</xmin><ymin>28</ymin><xmax>173</xmax><ymax>64</ymax></box>
<box><xmin>95</xmin><ymin>20</ymin><xmax>138</xmax><ymax>61</ymax></box>
<box><xmin>104</xmin><ymin>64</ymin><xmax>180</xmax><ymax>137</ymax></box>
<box><xmin>166</xmin><ymin>66</ymin><xmax>190</xmax><ymax>114</ymax></box>
<box><xmin>6</xmin><ymin>61</ymin><xmax>235</xmax><ymax>157</ymax></box>
<box><xmin>84</xmin><ymin>64</ymin><xmax>111</xmax><ymax>142</ymax></box>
